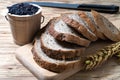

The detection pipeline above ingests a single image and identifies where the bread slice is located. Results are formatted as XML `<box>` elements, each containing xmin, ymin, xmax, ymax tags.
<box><xmin>32</xmin><ymin>37</ymin><xmax>81</xmax><ymax>73</ymax></box>
<box><xmin>41</xmin><ymin>28</ymin><xmax>86</xmax><ymax>60</ymax></box>
<box><xmin>48</xmin><ymin>17</ymin><xmax>91</xmax><ymax>47</ymax></box>
<box><xmin>85</xmin><ymin>12</ymin><xmax>107</xmax><ymax>40</ymax></box>
<box><xmin>91</xmin><ymin>10</ymin><xmax>120</xmax><ymax>41</ymax></box>
<box><xmin>77</xmin><ymin>11</ymin><xmax>98</xmax><ymax>39</ymax></box>
<box><xmin>61</xmin><ymin>13</ymin><xmax>97</xmax><ymax>41</ymax></box>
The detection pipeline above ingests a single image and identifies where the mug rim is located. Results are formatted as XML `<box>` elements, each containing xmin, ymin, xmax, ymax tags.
<box><xmin>7</xmin><ymin>3</ymin><xmax>42</xmax><ymax>17</ymax></box>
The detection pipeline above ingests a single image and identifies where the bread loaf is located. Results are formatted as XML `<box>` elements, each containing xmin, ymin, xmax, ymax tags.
<box><xmin>48</xmin><ymin>17</ymin><xmax>91</xmax><ymax>47</ymax></box>
<box><xmin>91</xmin><ymin>10</ymin><xmax>120</xmax><ymax>41</ymax></box>
<box><xmin>32</xmin><ymin>10</ymin><xmax>120</xmax><ymax>73</ymax></box>
<box><xmin>32</xmin><ymin>37</ymin><xmax>81</xmax><ymax>73</ymax></box>
<box><xmin>62</xmin><ymin>13</ymin><xmax>98</xmax><ymax>41</ymax></box>
<box><xmin>41</xmin><ymin>29</ymin><xmax>85</xmax><ymax>60</ymax></box>
<box><xmin>85</xmin><ymin>12</ymin><xmax>107</xmax><ymax>40</ymax></box>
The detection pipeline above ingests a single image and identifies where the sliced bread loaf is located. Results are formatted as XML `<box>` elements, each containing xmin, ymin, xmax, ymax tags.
<box><xmin>61</xmin><ymin>13</ymin><xmax>97</xmax><ymax>41</ymax></box>
<box><xmin>32</xmin><ymin>37</ymin><xmax>81</xmax><ymax>73</ymax></box>
<box><xmin>91</xmin><ymin>10</ymin><xmax>120</xmax><ymax>41</ymax></box>
<box><xmin>41</xmin><ymin>29</ymin><xmax>86</xmax><ymax>60</ymax></box>
<box><xmin>85</xmin><ymin>12</ymin><xmax>107</xmax><ymax>40</ymax></box>
<box><xmin>48</xmin><ymin>17</ymin><xmax>91</xmax><ymax>47</ymax></box>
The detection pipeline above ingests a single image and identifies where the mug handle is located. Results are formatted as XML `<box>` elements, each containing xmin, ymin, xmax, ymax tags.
<box><xmin>41</xmin><ymin>15</ymin><xmax>44</xmax><ymax>24</ymax></box>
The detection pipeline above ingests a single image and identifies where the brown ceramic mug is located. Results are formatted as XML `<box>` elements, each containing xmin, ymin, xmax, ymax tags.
<box><xmin>6</xmin><ymin>4</ymin><xmax>44</xmax><ymax>46</ymax></box>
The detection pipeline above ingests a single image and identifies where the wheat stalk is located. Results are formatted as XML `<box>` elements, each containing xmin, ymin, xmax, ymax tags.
<box><xmin>83</xmin><ymin>41</ymin><xmax>120</xmax><ymax>70</ymax></box>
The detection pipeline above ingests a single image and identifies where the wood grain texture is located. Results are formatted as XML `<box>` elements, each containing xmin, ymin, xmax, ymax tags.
<box><xmin>16</xmin><ymin>44</ymin><xmax>83</xmax><ymax>80</ymax></box>
<box><xmin>16</xmin><ymin>40</ymin><xmax>120</xmax><ymax>80</ymax></box>
<box><xmin>0</xmin><ymin>0</ymin><xmax>120</xmax><ymax>80</ymax></box>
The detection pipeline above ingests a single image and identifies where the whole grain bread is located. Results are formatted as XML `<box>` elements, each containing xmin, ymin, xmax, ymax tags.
<box><xmin>78</xmin><ymin>11</ymin><xmax>98</xmax><ymax>38</ymax></box>
<box><xmin>40</xmin><ymin>29</ymin><xmax>86</xmax><ymax>60</ymax></box>
<box><xmin>32</xmin><ymin>37</ymin><xmax>81</xmax><ymax>73</ymax></box>
<box><xmin>48</xmin><ymin>17</ymin><xmax>91</xmax><ymax>47</ymax></box>
<box><xmin>91</xmin><ymin>10</ymin><xmax>120</xmax><ymax>41</ymax></box>
<box><xmin>61</xmin><ymin>13</ymin><xmax>97</xmax><ymax>41</ymax></box>
<box><xmin>85</xmin><ymin>12</ymin><xmax>107</xmax><ymax>40</ymax></box>
<box><xmin>31</xmin><ymin>11</ymin><xmax>120</xmax><ymax>73</ymax></box>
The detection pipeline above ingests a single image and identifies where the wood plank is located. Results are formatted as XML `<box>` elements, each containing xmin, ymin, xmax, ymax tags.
<box><xmin>0</xmin><ymin>54</ymin><xmax>36</xmax><ymax>80</ymax></box>
<box><xmin>16</xmin><ymin>40</ymin><xmax>120</xmax><ymax>80</ymax></box>
<box><xmin>0</xmin><ymin>0</ymin><xmax>120</xmax><ymax>80</ymax></box>
<box><xmin>0</xmin><ymin>77</ymin><xmax>37</xmax><ymax>80</ymax></box>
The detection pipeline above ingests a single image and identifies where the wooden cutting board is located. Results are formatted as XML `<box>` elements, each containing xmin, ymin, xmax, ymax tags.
<box><xmin>15</xmin><ymin>20</ymin><xmax>120</xmax><ymax>80</ymax></box>
<box><xmin>15</xmin><ymin>40</ymin><xmax>120</xmax><ymax>80</ymax></box>
<box><xmin>15</xmin><ymin>43</ymin><xmax>83</xmax><ymax>80</ymax></box>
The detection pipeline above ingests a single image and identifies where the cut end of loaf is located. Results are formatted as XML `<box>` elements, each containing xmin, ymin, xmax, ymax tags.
<box><xmin>48</xmin><ymin>17</ymin><xmax>91</xmax><ymax>47</ymax></box>
<box><xmin>32</xmin><ymin>38</ymin><xmax>81</xmax><ymax>73</ymax></box>
<box><xmin>62</xmin><ymin>13</ymin><xmax>98</xmax><ymax>41</ymax></box>
<box><xmin>41</xmin><ymin>27</ymin><xmax>86</xmax><ymax>60</ymax></box>
<box><xmin>91</xmin><ymin>10</ymin><xmax>120</xmax><ymax>41</ymax></box>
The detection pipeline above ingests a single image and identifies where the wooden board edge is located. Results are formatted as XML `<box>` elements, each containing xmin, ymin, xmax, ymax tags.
<box><xmin>15</xmin><ymin>44</ymin><xmax>81</xmax><ymax>80</ymax></box>
<box><xmin>15</xmin><ymin>44</ymin><xmax>56</xmax><ymax>80</ymax></box>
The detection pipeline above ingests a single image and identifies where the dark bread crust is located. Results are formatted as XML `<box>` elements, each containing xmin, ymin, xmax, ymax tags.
<box><xmin>41</xmin><ymin>40</ymin><xmax>85</xmax><ymax>60</ymax></box>
<box><xmin>48</xmin><ymin>18</ymin><xmax>91</xmax><ymax>47</ymax></box>
<box><xmin>32</xmin><ymin>47</ymin><xmax>67</xmax><ymax>73</ymax></box>
<box><xmin>85</xmin><ymin>12</ymin><xmax>107</xmax><ymax>40</ymax></box>
<box><xmin>40</xmin><ymin>25</ymin><xmax>86</xmax><ymax>60</ymax></box>
<box><xmin>32</xmin><ymin>41</ymin><xmax>81</xmax><ymax>73</ymax></box>
<box><xmin>91</xmin><ymin>10</ymin><xmax>120</xmax><ymax>41</ymax></box>
<box><xmin>61</xmin><ymin>14</ymin><xmax>97</xmax><ymax>41</ymax></box>
<box><xmin>78</xmin><ymin>11</ymin><xmax>98</xmax><ymax>39</ymax></box>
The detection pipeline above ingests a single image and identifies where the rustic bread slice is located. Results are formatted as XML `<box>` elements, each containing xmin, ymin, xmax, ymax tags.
<box><xmin>77</xmin><ymin>11</ymin><xmax>98</xmax><ymax>39</ymax></box>
<box><xmin>85</xmin><ymin>12</ymin><xmax>107</xmax><ymax>40</ymax></box>
<box><xmin>48</xmin><ymin>17</ymin><xmax>91</xmax><ymax>47</ymax></box>
<box><xmin>41</xmin><ymin>30</ymin><xmax>86</xmax><ymax>60</ymax></box>
<box><xmin>91</xmin><ymin>10</ymin><xmax>120</xmax><ymax>41</ymax></box>
<box><xmin>61</xmin><ymin>13</ymin><xmax>97</xmax><ymax>41</ymax></box>
<box><xmin>32</xmin><ymin>37</ymin><xmax>81</xmax><ymax>73</ymax></box>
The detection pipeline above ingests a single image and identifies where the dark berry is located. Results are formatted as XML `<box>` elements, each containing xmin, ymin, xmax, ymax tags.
<box><xmin>7</xmin><ymin>3</ymin><xmax>39</xmax><ymax>15</ymax></box>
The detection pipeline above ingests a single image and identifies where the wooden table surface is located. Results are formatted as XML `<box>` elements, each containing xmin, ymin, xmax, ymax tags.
<box><xmin>0</xmin><ymin>0</ymin><xmax>120</xmax><ymax>80</ymax></box>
